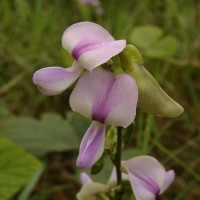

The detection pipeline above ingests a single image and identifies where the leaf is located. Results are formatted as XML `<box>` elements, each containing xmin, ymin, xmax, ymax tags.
<box><xmin>146</xmin><ymin>36</ymin><xmax>177</xmax><ymax>58</ymax></box>
<box><xmin>67</xmin><ymin>112</ymin><xmax>91</xmax><ymax>142</ymax></box>
<box><xmin>0</xmin><ymin>113</ymin><xmax>80</xmax><ymax>156</ymax></box>
<box><xmin>129</xmin><ymin>25</ymin><xmax>163</xmax><ymax>49</ymax></box>
<box><xmin>0</xmin><ymin>135</ymin><xmax>40</xmax><ymax>200</ymax></box>
<box><xmin>129</xmin><ymin>25</ymin><xmax>177</xmax><ymax>58</ymax></box>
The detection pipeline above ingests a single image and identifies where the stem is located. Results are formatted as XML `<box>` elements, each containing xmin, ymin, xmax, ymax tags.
<box><xmin>116</xmin><ymin>127</ymin><xmax>122</xmax><ymax>185</ymax></box>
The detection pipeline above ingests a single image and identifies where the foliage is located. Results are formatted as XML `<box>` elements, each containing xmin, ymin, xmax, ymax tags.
<box><xmin>0</xmin><ymin>135</ymin><xmax>40</xmax><ymax>200</ymax></box>
<box><xmin>0</xmin><ymin>112</ymin><xmax>88</xmax><ymax>157</ymax></box>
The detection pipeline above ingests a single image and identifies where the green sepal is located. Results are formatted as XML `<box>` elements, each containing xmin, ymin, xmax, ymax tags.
<box><xmin>120</xmin><ymin>44</ymin><xmax>184</xmax><ymax>117</ymax></box>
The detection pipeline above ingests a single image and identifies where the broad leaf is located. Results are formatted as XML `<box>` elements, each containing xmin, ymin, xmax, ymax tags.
<box><xmin>0</xmin><ymin>113</ymin><xmax>80</xmax><ymax>156</ymax></box>
<box><xmin>129</xmin><ymin>25</ymin><xmax>163</xmax><ymax>49</ymax></box>
<box><xmin>129</xmin><ymin>25</ymin><xmax>177</xmax><ymax>58</ymax></box>
<box><xmin>146</xmin><ymin>36</ymin><xmax>177</xmax><ymax>58</ymax></box>
<box><xmin>67</xmin><ymin>112</ymin><xmax>91</xmax><ymax>142</ymax></box>
<box><xmin>0</xmin><ymin>135</ymin><xmax>40</xmax><ymax>200</ymax></box>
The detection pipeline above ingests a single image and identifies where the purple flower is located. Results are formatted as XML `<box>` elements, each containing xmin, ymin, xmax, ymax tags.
<box><xmin>123</xmin><ymin>156</ymin><xmax>175</xmax><ymax>200</ymax></box>
<box><xmin>77</xmin><ymin>156</ymin><xmax>174</xmax><ymax>199</ymax></box>
<box><xmin>33</xmin><ymin>22</ymin><xmax>126</xmax><ymax>95</ymax></box>
<box><xmin>69</xmin><ymin>68</ymin><xmax>138</xmax><ymax>168</ymax></box>
<box><xmin>62</xmin><ymin>22</ymin><xmax>126</xmax><ymax>71</ymax></box>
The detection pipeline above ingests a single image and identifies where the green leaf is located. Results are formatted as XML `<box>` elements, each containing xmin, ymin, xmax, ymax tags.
<box><xmin>129</xmin><ymin>25</ymin><xmax>163</xmax><ymax>49</ymax></box>
<box><xmin>0</xmin><ymin>135</ymin><xmax>40</xmax><ymax>200</ymax></box>
<box><xmin>146</xmin><ymin>36</ymin><xmax>177</xmax><ymax>58</ymax></box>
<box><xmin>129</xmin><ymin>25</ymin><xmax>177</xmax><ymax>59</ymax></box>
<box><xmin>0</xmin><ymin>113</ymin><xmax>80</xmax><ymax>156</ymax></box>
<box><xmin>67</xmin><ymin>112</ymin><xmax>91</xmax><ymax>142</ymax></box>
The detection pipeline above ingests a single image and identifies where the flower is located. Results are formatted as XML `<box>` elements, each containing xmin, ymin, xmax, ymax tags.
<box><xmin>77</xmin><ymin>156</ymin><xmax>175</xmax><ymax>200</ymax></box>
<box><xmin>77</xmin><ymin>172</ymin><xmax>109</xmax><ymax>200</ymax></box>
<box><xmin>33</xmin><ymin>22</ymin><xmax>126</xmax><ymax>95</ymax></box>
<box><xmin>70</xmin><ymin>67</ymin><xmax>138</xmax><ymax>168</ymax></box>
<box><xmin>62</xmin><ymin>22</ymin><xmax>126</xmax><ymax>71</ymax></box>
<box><xmin>122</xmin><ymin>156</ymin><xmax>175</xmax><ymax>200</ymax></box>
<box><xmin>77</xmin><ymin>171</ymin><xmax>128</xmax><ymax>200</ymax></box>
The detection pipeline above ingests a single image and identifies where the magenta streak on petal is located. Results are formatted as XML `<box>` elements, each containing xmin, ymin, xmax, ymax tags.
<box><xmin>77</xmin><ymin>122</ymin><xmax>105</xmax><ymax>168</ymax></box>
<box><xmin>91</xmin><ymin>78</ymin><xmax>115</xmax><ymax>123</ymax></box>
<box><xmin>71</xmin><ymin>41</ymin><xmax>103</xmax><ymax>60</ymax></box>
<box><xmin>133</xmin><ymin>172</ymin><xmax>160</xmax><ymax>196</ymax></box>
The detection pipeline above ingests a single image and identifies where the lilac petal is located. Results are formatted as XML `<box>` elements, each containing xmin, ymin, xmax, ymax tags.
<box><xmin>160</xmin><ymin>170</ymin><xmax>175</xmax><ymax>194</ymax></box>
<box><xmin>62</xmin><ymin>22</ymin><xmax>114</xmax><ymax>55</ymax></box>
<box><xmin>32</xmin><ymin>62</ymin><xmax>83</xmax><ymax>95</ymax></box>
<box><xmin>76</xmin><ymin>121</ymin><xmax>105</xmax><ymax>168</ymax></box>
<box><xmin>80</xmin><ymin>172</ymin><xmax>92</xmax><ymax>185</ymax></box>
<box><xmin>70</xmin><ymin>68</ymin><xmax>138</xmax><ymax>127</ymax></box>
<box><xmin>123</xmin><ymin>156</ymin><xmax>166</xmax><ymax>200</ymax></box>
<box><xmin>62</xmin><ymin>22</ymin><xmax>126</xmax><ymax>70</ymax></box>
<box><xmin>104</xmin><ymin>73</ymin><xmax>138</xmax><ymax>127</ymax></box>
<box><xmin>70</xmin><ymin>68</ymin><xmax>115</xmax><ymax>120</ymax></box>
<box><xmin>77</xmin><ymin>40</ymin><xmax>126</xmax><ymax>71</ymax></box>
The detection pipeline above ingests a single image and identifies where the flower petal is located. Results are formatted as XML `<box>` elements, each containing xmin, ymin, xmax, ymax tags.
<box><xmin>160</xmin><ymin>170</ymin><xmax>175</xmax><ymax>194</ymax></box>
<box><xmin>123</xmin><ymin>156</ymin><xmax>166</xmax><ymax>200</ymax></box>
<box><xmin>70</xmin><ymin>68</ymin><xmax>138</xmax><ymax>127</ymax></box>
<box><xmin>32</xmin><ymin>62</ymin><xmax>83</xmax><ymax>95</ymax></box>
<box><xmin>76</xmin><ymin>121</ymin><xmax>105</xmax><ymax>168</ymax></box>
<box><xmin>70</xmin><ymin>68</ymin><xmax>114</xmax><ymax>120</ymax></box>
<box><xmin>77</xmin><ymin>40</ymin><xmax>126</xmax><ymax>71</ymax></box>
<box><xmin>62</xmin><ymin>21</ymin><xmax>126</xmax><ymax>70</ymax></box>
<box><xmin>62</xmin><ymin>22</ymin><xmax>114</xmax><ymax>54</ymax></box>
<box><xmin>77</xmin><ymin>182</ymin><xmax>109</xmax><ymax>200</ymax></box>
<box><xmin>80</xmin><ymin>172</ymin><xmax>92</xmax><ymax>185</ymax></box>
<box><xmin>104</xmin><ymin>73</ymin><xmax>138</xmax><ymax>127</ymax></box>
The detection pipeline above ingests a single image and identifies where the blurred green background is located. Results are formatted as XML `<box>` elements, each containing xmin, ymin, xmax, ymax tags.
<box><xmin>0</xmin><ymin>0</ymin><xmax>199</xmax><ymax>199</ymax></box>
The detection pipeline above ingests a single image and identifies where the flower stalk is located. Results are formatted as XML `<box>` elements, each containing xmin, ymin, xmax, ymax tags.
<box><xmin>116</xmin><ymin>127</ymin><xmax>122</xmax><ymax>186</ymax></box>
<box><xmin>114</xmin><ymin>127</ymin><xmax>123</xmax><ymax>200</ymax></box>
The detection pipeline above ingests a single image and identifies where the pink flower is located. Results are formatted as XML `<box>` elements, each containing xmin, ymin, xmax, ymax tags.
<box><xmin>33</xmin><ymin>22</ymin><xmax>126</xmax><ymax>95</ymax></box>
<box><xmin>70</xmin><ymin>68</ymin><xmax>138</xmax><ymax>167</ymax></box>
<box><xmin>123</xmin><ymin>156</ymin><xmax>175</xmax><ymax>200</ymax></box>
<box><xmin>77</xmin><ymin>156</ymin><xmax>175</xmax><ymax>200</ymax></box>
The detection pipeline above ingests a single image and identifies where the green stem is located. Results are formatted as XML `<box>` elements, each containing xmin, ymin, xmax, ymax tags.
<box><xmin>116</xmin><ymin>127</ymin><xmax>122</xmax><ymax>185</ymax></box>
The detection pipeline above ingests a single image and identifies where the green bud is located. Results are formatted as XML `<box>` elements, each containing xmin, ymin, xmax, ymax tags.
<box><xmin>105</xmin><ymin>126</ymin><xmax>117</xmax><ymax>153</ymax></box>
<box><xmin>120</xmin><ymin>44</ymin><xmax>184</xmax><ymax>117</ymax></box>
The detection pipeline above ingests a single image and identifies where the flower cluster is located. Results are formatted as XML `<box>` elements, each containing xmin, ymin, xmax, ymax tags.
<box><xmin>33</xmin><ymin>21</ymin><xmax>183</xmax><ymax>199</ymax></box>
